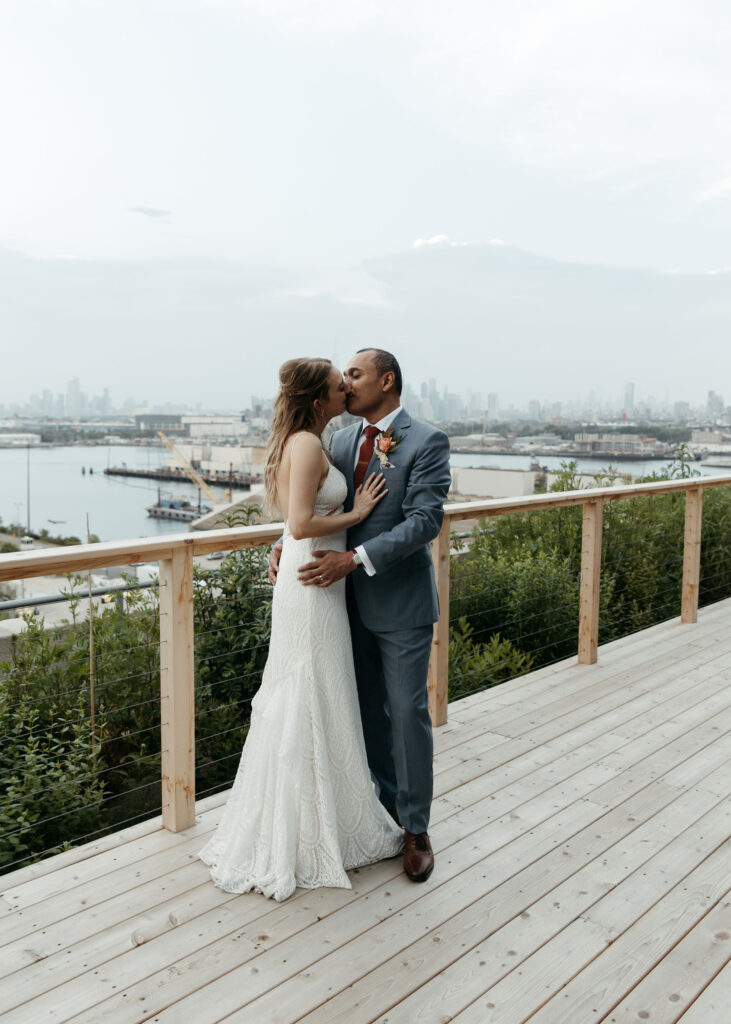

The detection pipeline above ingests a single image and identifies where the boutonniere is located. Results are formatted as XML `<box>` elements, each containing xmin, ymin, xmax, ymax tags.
<box><xmin>375</xmin><ymin>428</ymin><xmax>403</xmax><ymax>469</ymax></box>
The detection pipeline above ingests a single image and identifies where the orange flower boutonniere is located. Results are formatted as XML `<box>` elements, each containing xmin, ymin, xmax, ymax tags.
<box><xmin>374</xmin><ymin>428</ymin><xmax>403</xmax><ymax>469</ymax></box>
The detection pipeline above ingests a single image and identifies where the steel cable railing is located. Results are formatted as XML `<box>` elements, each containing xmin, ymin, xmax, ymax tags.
<box><xmin>1</xmin><ymin>475</ymin><xmax>729</xmax><ymax>872</ymax></box>
<box><xmin>442</xmin><ymin>481</ymin><xmax>730</xmax><ymax>707</ymax></box>
<box><xmin>0</xmin><ymin>568</ymin><xmax>166</xmax><ymax>875</ymax></box>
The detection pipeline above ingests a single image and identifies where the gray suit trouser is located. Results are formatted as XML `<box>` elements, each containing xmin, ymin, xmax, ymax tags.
<box><xmin>347</xmin><ymin>590</ymin><xmax>434</xmax><ymax>835</ymax></box>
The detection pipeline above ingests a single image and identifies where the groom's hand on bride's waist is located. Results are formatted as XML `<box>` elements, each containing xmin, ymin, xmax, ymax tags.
<box><xmin>298</xmin><ymin>550</ymin><xmax>356</xmax><ymax>588</ymax></box>
<box><xmin>267</xmin><ymin>544</ymin><xmax>282</xmax><ymax>586</ymax></box>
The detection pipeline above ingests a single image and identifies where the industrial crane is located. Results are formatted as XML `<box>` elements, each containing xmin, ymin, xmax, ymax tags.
<box><xmin>157</xmin><ymin>431</ymin><xmax>220</xmax><ymax>507</ymax></box>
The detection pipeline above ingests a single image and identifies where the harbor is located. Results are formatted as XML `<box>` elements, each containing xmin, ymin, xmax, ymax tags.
<box><xmin>2</xmin><ymin>442</ymin><xmax>730</xmax><ymax>547</ymax></box>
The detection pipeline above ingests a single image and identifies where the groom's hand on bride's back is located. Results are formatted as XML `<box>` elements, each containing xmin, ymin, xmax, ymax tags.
<box><xmin>268</xmin><ymin>544</ymin><xmax>282</xmax><ymax>585</ymax></box>
<box><xmin>298</xmin><ymin>549</ymin><xmax>355</xmax><ymax>587</ymax></box>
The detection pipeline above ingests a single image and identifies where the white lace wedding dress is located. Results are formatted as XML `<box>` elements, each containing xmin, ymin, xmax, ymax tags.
<box><xmin>199</xmin><ymin>461</ymin><xmax>404</xmax><ymax>901</ymax></box>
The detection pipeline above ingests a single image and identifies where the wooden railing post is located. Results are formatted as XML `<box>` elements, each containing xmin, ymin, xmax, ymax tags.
<box><xmin>681</xmin><ymin>486</ymin><xmax>703</xmax><ymax>624</ymax></box>
<box><xmin>578</xmin><ymin>499</ymin><xmax>603</xmax><ymax>665</ymax></box>
<box><xmin>159</xmin><ymin>544</ymin><xmax>196</xmax><ymax>832</ymax></box>
<box><xmin>428</xmin><ymin>519</ymin><xmax>451</xmax><ymax>727</ymax></box>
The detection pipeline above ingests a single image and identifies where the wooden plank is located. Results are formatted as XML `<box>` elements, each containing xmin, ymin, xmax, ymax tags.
<box><xmin>287</xmin><ymin>778</ymin><xmax>729</xmax><ymax>1024</ymax></box>
<box><xmin>228</xmin><ymin>776</ymin><xmax>731</xmax><ymax>1024</ymax></box>
<box><xmin>77</xmin><ymin>715</ymin><xmax>731</xmax><ymax>1024</ymax></box>
<box><xmin>434</xmin><ymin>663</ymin><xmax>731</xmax><ymax>795</ymax></box>
<box><xmin>0</xmin><ymin>790</ymin><xmax>229</xmax><ymax>898</ymax></box>
<box><xmin>1</xmin><ymin>608</ymin><xmax>729</xmax><ymax>1023</ymax></box>
<box><xmin>159</xmin><ymin>546</ymin><xmax>196</xmax><ymax>832</ymax></box>
<box><xmin>1</xmin><ymin>753</ymin><xmax>724</xmax><ymax>1024</ymax></box>
<box><xmin>673</xmin><ymin>961</ymin><xmax>731</xmax><ymax>1023</ymax></box>
<box><xmin>434</xmin><ymin>654</ymin><xmax>731</xmax><ymax>805</ymax></box>
<box><xmin>601</xmin><ymin>897</ymin><xmax>731</xmax><ymax>1023</ymax></box>
<box><xmin>17</xmin><ymin>718</ymin><xmax>636</xmax><ymax>1023</ymax></box>
<box><xmin>490</xmin><ymin>639</ymin><xmax>731</xmax><ymax>745</ymax></box>
<box><xmin>0</xmin><ymin>868</ymin><xmax>238</xmax><ymax>1011</ymax></box>
<box><xmin>451</xmin><ymin>836</ymin><xmax>730</xmax><ymax>1024</ymax></box>
<box><xmin>578</xmin><ymin>498</ymin><xmax>603</xmax><ymax>664</ymax></box>
<box><xmin>681</xmin><ymin>487</ymin><xmax>703</xmax><ymax>624</ymax></box>
<box><xmin>0</xmin><ymin>795</ymin><xmax>226</xmax><ymax>917</ymax></box>
<box><xmin>518</xmin><ymin>838</ymin><xmax>731</xmax><ymax>1024</ymax></box>
<box><xmin>0</xmin><ymin>823</ymin><xmax>220</xmax><ymax>945</ymax></box>
<box><xmin>448</xmin><ymin>617</ymin><xmax>728</xmax><ymax>740</ymax></box>
<box><xmin>445</xmin><ymin>604</ymin><xmax>721</xmax><ymax>729</ymax></box>
<box><xmin>427</xmin><ymin>519</ymin><xmax>451</xmax><ymax>727</ymax></box>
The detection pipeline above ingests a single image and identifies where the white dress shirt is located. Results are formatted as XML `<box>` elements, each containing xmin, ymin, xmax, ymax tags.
<box><xmin>353</xmin><ymin>406</ymin><xmax>402</xmax><ymax>576</ymax></box>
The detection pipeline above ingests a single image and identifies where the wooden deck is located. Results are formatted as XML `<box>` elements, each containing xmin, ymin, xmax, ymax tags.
<box><xmin>1</xmin><ymin>601</ymin><xmax>730</xmax><ymax>1024</ymax></box>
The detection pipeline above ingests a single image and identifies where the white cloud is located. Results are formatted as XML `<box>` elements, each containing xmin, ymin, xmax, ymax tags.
<box><xmin>235</xmin><ymin>1</ymin><xmax>731</xmax><ymax>187</ymax></box>
<box><xmin>697</xmin><ymin>177</ymin><xmax>731</xmax><ymax>203</ymax></box>
<box><xmin>413</xmin><ymin>235</ymin><xmax>468</xmax><ymax>249</ymax></box>
<box><xmin>274</xmin><ymin>267</ymin><xmax>392</xmax><ymax>306</ymax></box>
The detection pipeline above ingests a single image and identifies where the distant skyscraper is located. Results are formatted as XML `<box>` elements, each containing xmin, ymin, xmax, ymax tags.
<box><xmin>66</xmin><ymin>377</ymin><xmax>81</xmax><ymax>418</ymax></box>
<box><xmin>624</xmin><ymin>382</ymin><xmax>635</xmax><ymax>415</ymax></box>
<box><xmin>528</xmin><ymin>399</ymin><xmax>541</xmax><ymax>421</ymax></box>
<box><xmin>487</xmin><ymin>392</ymin><xmax>500</xmax><ymax>419</ymax></box>
<box><xmin>674</xmin><ymin>401</ymin><xmax>690</xmax><ymax>423</ymax></box>
<box><xmin>707</xmin><ymin>390</ymin><xmax>724</xmax><ymax>422</ymax></box>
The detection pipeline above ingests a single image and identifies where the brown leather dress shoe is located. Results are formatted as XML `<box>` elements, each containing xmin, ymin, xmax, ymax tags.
<box><xmin>403</xmin><ymin>830</ymin><xmax>434</xmax><ymax>882</ymax></box>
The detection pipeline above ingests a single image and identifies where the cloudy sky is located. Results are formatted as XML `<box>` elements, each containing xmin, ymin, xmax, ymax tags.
<box><xmin>2</xmin><ymin>0</ymin><xmax>730</xmax><ymax>409</ymax></box>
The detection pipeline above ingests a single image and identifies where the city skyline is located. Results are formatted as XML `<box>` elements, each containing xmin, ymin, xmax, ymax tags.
<box><xmin>2</xmin><ymin>375</ymin><xmax>728</xmax><ymax>428</ymax></box>
<box><xmin>3</xmin><ymin>238</ymin><xmax>730</xmax><ymax>414</ymax></box>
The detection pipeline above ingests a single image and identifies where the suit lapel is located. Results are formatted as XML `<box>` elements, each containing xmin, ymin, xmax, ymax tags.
<box><xmin>362</xmin><ymin>408</ymin><xmax>412</xmax><ymax>481</ymax></box>
<box><xmin>339</xmin><ymin>409</ymin><xmax>413</xmax><ymax>505</ymax></box>
<box><xmin>342</xmin><ymin>422</ymin><xmax>363</xmax><ymax>506</ymax></box>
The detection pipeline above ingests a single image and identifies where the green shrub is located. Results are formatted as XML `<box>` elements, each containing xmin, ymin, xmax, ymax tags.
<box><xmin>449</xmin><ymin>617</ymin><xmax>533</xmax><ymax>702</ymax></box>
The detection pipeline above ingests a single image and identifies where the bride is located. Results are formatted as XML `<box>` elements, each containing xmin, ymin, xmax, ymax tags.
<box><xmin>199</xmin><ymin>357</ymin><xmax>404</xmax><ymax>901</ymax></box>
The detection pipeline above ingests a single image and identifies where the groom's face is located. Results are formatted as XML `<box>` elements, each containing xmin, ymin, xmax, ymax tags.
<box><xmin>344</xmin><ymin>351</ymin><xmax>385</xmax><ymax>418</ymax></box>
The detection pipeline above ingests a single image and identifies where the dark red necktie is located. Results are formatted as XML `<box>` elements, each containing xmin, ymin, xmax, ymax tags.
<box><xmin>354</xmin><ymin>425</ymin><xmax>380</xmax><ymax>489</ymax></box>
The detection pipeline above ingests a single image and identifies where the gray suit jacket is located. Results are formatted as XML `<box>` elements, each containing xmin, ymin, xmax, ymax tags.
<box><xmin>330</xmin><ymin>409</ymin><xmax>451</xmax><ymax>632</ymax></box>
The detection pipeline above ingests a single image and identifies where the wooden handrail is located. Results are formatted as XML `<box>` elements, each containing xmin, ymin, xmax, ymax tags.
<box><xmin>3</xmin><ymin>475</ymin><xmax>730</xmax><ymax>584</ymax></box>
<box><xmin>442</xmin><ymin>473</ymin><xmax>731</xmax><ymax>521</ymax></box>
<box><xmin>2</xmin><ymin>472</ymin><xmax>730</xmax><ymax>833</ymax></box>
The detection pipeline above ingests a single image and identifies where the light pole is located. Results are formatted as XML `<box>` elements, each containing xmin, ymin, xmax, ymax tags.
<box><xmin>26</xmin><ymin>444</ymin><xmax>31</xmax><ymax>534</ymax></box>
<box><xmin>12</xmin><ymin>501</ymin><xmax>25</xmax><ymax>599</ymax></box>
<box><xmin>13</xmin><ymin>501</ymin><xmax>22</xmax><ymax>536</ymax></box>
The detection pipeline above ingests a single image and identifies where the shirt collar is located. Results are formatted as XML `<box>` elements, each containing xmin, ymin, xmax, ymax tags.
<box><xmin>362</xmin><ymin>406</ymin><xmax>403</xmax><ymax>434</ymax></box>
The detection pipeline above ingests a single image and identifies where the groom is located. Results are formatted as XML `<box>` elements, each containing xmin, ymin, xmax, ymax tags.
<box><xmin>271</xmin><ymin>349</ymin><xmax>451</xmax><ymax>882</ymax></box>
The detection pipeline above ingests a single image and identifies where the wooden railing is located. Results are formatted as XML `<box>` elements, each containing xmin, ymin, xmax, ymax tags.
<box><xmin>1</xmin><ymin>473</ymin><xmax>730</xmax><ymax>835</ymax></box>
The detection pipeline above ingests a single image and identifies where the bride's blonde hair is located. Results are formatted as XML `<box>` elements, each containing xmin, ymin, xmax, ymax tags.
<box><xmin>264</xmin><ymin>357</ymin><xmax>333</xmax><ymax>513</ymax></box>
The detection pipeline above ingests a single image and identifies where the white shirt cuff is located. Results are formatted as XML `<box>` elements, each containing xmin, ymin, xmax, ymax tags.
<box><xmin>355</xmin><ymin>544</ymin><xmax>376</xmax><ymax>577</ymax></box>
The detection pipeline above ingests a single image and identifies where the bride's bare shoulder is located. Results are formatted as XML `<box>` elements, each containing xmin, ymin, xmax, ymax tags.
<box><xmin>285</xmin><ymin>431</ymin><xmax>322</xmax><ymax>457</ymax></box>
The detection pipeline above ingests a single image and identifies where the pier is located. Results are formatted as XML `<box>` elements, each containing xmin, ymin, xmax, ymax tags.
<box><xmin>104</xmin><ymin>465</ymin><xmax>257</xmax><ymax>489</ymax></box>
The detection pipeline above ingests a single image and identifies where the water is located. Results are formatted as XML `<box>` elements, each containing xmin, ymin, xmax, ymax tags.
<box><xmin>1</xmin><ymin>444</ymin><xmax>728</xmax><ymax>544</ymax></box>
<box><xmin>0</xmin><ymin>444</ymin><xmax>234</xmax><ymax>543</ymax></box>
<box><xmin>450</xmin><ymin>450</ymin><xmax>729</xmax><ymax>480</ymax></box>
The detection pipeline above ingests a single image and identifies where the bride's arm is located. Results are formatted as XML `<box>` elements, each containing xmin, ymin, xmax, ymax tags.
<box><xmin>287</xmin><ymin>433</ymin><xmax>386</xmax><ymax>540</ymax></box>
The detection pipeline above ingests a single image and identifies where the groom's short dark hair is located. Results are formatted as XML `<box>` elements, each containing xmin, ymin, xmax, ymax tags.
<box><xmin>357</xmin><ymin>348</ymin><xmax>403</xmax><ymax>396</ymax></box>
